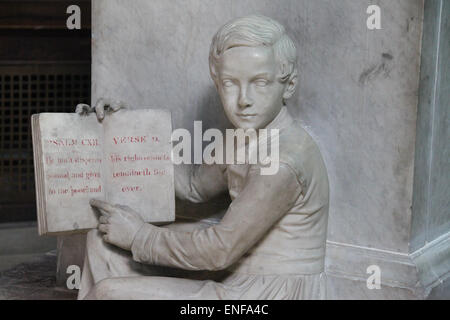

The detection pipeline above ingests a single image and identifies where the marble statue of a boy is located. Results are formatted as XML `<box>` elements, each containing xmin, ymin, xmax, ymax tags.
<box><xmin>76</xmin><ymin>15</ymin><xmax>329</xmax><ymax>300</ymax></box>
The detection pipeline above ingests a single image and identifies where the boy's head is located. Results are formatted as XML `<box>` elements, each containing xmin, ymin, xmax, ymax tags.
<box><xmin>209</xmin><ymin>15</ymin><xmax>298</xmax><ymax>129</ymax></box>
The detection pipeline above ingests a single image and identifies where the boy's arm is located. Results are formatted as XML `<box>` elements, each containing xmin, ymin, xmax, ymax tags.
<box><xmin>174</xmin><ymin>164</ymin><xmax>228</xmax><ymax>203</ymax></box>
<box><xmin>131</xmin><ymin>162</ymin><xmax>302</xmax><ymax>271</ymax></box>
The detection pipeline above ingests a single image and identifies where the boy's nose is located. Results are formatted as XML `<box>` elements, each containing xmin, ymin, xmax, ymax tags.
<box><xmin>238</xmin><ymin>88</ymin><xmax>253</xmax><ymax>108</ymax></box>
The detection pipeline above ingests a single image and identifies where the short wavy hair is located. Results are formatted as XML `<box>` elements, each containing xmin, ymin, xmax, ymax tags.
<box><xmin>209</xmin><ymin>15</ymin><xmax>297</xmax><ymax>86</ymax></box>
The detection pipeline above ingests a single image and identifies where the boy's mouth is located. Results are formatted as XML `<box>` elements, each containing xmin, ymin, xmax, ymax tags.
<box><xmin>237</xmin><ymin>113</ymin><xmax>257</xmax><ymax>119</ymax></box>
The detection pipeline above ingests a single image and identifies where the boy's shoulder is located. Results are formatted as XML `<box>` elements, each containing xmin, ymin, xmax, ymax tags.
<box><xmin>278</xmin><ymin>120</ymin><xmax>328</xmax><ymax>188</ymax></box>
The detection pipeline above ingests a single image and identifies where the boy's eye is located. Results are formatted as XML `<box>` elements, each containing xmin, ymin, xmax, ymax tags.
<box><xmin>254</xmin><ymin>79</ymin><xmax>268</xmax><ymax>87</ymax></box>
<box><xmin>222</xmin><ymin>80</ymin><xmax>234</xmax><ymax>87</ymax></box>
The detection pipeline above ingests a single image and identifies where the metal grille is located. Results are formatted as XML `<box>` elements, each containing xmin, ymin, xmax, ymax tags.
<box><xmin>0</xmin><ymin>64</ymin><xmax>90</xmax><ymax>204</ymax></box>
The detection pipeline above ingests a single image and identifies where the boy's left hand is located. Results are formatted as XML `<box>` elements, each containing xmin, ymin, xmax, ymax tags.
<box><xmin>90</xmin><ymin>199</ymin><xmax>144</xmax><ymax>251</ymax></box>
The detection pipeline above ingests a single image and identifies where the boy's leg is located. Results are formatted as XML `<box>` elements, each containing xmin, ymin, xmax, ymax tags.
<box><xmin>84</xmin><ymin>275</ymin><xmax>232</xmax><ymax>300</ymax></box>
<box><xmin>78</xmin><ymin>229</ymin><xmax>233</xmax><ymax>300</ymax></box>
<box><xmin>78</xmin><ymin>229</ymin><xmax>153</xmax><ymax>299</ymax></box>
<box><xmin>78</xmin><ymin>219</ymin><xmax>222</xmax><ymax>300</ymax></box>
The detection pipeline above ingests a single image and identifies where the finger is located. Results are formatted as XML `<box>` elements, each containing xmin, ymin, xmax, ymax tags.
<box><xmin>102</xmin><ymin>234</ymin><xmax>110</xmax><ymax>243</ymax></box>
<box><xmin>99</xmin><ymin>215</ymin><xmax>109</xmax><ymax>224</ymax></box>
<box><xmin>109</xmin><ymin>100</ymin><xmax>127</xmax><ymax>112</ymax></box>
<box><xmin>94</xmin><ymin>98</ymin><xmax>106</xmax><ymax>121</ymax></box>
<box><xmin>75</xmin><ymin>103</ymin><xmax>93</xmax><ymax>114</ymax></box>
<box><xmin>95</xmin><ymin>208</ymin><xmax>112</xmax><ymax>218</ymax></box>
<box><xmin>90</xmin><ymin>199</ymin><xmax>116</xmax><ymax>215</ymax></box>
<box><xmin>98</xmin><ymin>223</ymin><xmax>109</xmax><ymax>233</ymax></box>
<box><xmin>115</xmin><ymin>205</ymin><xmax>141</xmax><ymax>220</ymax></box>
<box><xmin>115</xmin><ymin>204</ymin><xmax>131</xmax><ymax>211</ymax></box>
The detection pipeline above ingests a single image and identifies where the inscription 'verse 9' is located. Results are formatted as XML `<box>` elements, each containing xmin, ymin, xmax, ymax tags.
<box><xmin>112</xmin><ymin>136</ymin><xmax>160</xmax><ymax>144</ymax></box>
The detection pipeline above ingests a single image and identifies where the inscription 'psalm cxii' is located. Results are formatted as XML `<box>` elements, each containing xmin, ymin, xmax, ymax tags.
<box><xmin>45</xmin><ymin>138</ymin><xmax>100</xmax><ymax>147</ymax></box>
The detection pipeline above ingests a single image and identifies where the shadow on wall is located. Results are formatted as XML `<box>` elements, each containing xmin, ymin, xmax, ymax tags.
<box><xmin>195</xmin><ymin>84</ymin><xmax>232</xmax><ymax>132</ymax></box>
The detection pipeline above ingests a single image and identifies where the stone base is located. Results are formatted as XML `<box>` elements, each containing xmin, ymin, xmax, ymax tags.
<box><xmin>326</xmin><ymin>275</ymin><xmax>419</xmax><ymax>300</ymax></box>
<box><xmin>56</xmin><ymin>233</ymin><xmax>87</xmax><ymax>288</ymax></box>
<box><xmin>325</xmin><ymin>232</ymin><xmax>450</xmax><ymax>299</ymax></box>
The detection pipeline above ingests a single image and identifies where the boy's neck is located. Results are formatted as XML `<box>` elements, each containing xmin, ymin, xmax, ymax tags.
<box><xmin>264</xmin><ymin>106</ymin><xmax>292</xmax><ymax>131</ymax></box>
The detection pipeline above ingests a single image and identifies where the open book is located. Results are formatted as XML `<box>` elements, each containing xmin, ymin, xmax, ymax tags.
<box><xmin>31</xmin><ymin>109</ymin><xmax>175</xmax><ymax>235</ymax></box>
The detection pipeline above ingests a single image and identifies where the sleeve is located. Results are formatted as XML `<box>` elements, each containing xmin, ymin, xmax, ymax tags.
<box><xmin>174</xmin><ymin>164</ymin><xmax>228</xmax><ymax>203</ymax></box>
<box><xmin>131</xmin><ymin>162</ymin><xmax>303</xmax><ymax>271</ymax></box>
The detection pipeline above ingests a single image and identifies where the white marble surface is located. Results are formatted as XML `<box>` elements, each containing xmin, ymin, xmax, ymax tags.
<box><xmin>88</xmin><ymin>0</ymin><xmax>432</xmax><ymax>299</ymax></box>
<box><xmin>92</xmin><ymin>0</ymin><xmax>423</xmax><ymax>254</ymax></box>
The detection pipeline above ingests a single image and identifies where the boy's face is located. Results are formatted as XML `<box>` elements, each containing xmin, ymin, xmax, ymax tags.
<box><xmin>216</xmin><ymin>46</ymin><xmax>289</xmax><ymax>129</ymax></box>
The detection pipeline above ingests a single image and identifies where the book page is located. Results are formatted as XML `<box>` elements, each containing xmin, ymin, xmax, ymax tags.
<box><xmin>37</xmin><ymin>113</ymin><xmax>104</xmax><ymax>234</ymax></box>
<box><xmin>103</xmin><ymin>108</ymin><xmax>175</xmax><ymax>223</ymax></box>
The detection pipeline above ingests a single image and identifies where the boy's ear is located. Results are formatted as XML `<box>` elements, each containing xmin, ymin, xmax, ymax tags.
<box><xmin>283</xmin><ymin>72</ymin><xmax>298</xmax><ymax>101</ymax></box>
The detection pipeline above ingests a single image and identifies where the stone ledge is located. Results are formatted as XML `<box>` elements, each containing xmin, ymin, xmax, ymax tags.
<box><xmin>411</xmin><ymin>231</ymin><xmax>450</xmax><ymax>293</ymax></box>
<box><xmin>325</xmin><ymin>241</ymin><xmax>421</xmax><ymax>294</ymax></box>
<box><xmin>325</xmin><ymin>234</ymin><xmax>450</xmax><ymax>299</ymax></box>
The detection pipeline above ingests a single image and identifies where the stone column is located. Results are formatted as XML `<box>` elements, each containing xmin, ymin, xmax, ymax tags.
<box><xmin>409</xmin><ymin>0</ymin><xmax>450</xmax><ymax>297</ymax></box>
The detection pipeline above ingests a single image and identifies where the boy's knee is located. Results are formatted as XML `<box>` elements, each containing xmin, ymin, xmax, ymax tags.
<box><xmin>85</xmin><ymin>278</ymin><xmax>118</xmax><ymax>300</ymax></box>
<box><xmin>86</xmin><ymin>229</ymin><xmax>104</xmax><ymax>248</ymax></box>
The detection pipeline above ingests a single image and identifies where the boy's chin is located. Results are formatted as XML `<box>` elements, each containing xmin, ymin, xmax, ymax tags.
<box><xmin>231</xmin><ymin>119</ymin><xmax>263</xmax><ymax>130</ymax></box>
<box><xmin>234</xmin><ymin>123</ymin><xmax>259</xmax><ymax>130</ymax></box>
